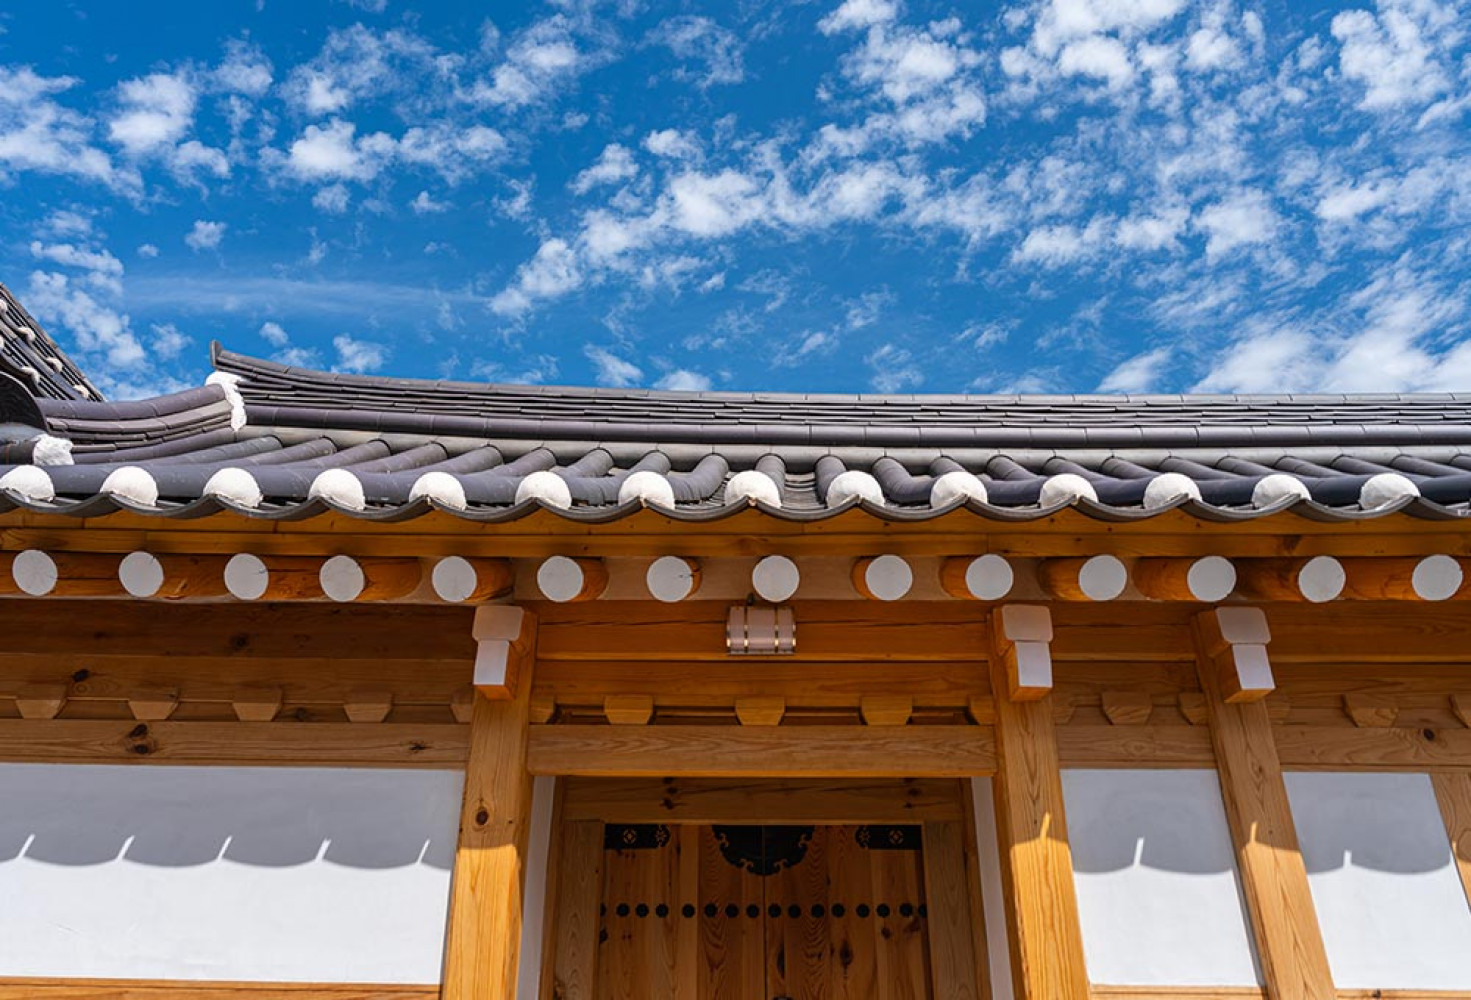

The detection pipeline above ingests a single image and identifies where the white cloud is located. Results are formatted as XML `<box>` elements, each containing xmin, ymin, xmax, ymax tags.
<box><xmin>649</xmin><ymin>16</ymin><xmax>745</xmax><ymax>87</ymax></box>
<box><xmin>214</xmin><ymin>39</ymin><xmax>274</xmax><ymax>96</ymax></box>
<box><xmin>473</xmin><ymin>15</ymin><xmax>587</xmax><ymax>108</ymax></box>
<box><xmin>313</xmin><ymin>183</ymin><xmax>351</xmax><ymax>213</ymax></box>
<box><xmin>396</xmin><ymin>123</ymin><xmax>506</xmax><ymax>181</ymax></box>
<box><xmin>644</xmin><ymin>129</ymin><xmax>701</xmax><ymax>160</ymax></box>
<box><xmin>1196</xmin><ymin>189</ymin><xmax>1279</xmax><ymax>258</ymax></box>
<box><xmin>26</xmin><ymin>269</ymin><xmax>145</xmax><ymax>370</ymax></box>
<box><xmin>150</xmin><ymin>322</ymin><xmax>190</xmax><ymax>361</ymax></box>
<box><xmin>0</xmin><ymin>67</ymin><xmax>119</xmax><ymax>187</ymax></box>
<box><xmin>286</xmin><ymin>118</ymin><xmax>394</xmax><ymax>181</ymax></box>
<box><xmin>865</xmin><ymin>342</ymin><xmax>923</xmax><ymax>392</ymax></box>
<box><xmin>136</xmin><ymin>244</ymin><xmax>160</xmax><ymax>258</ymax></box>
<box><xmin>259</xmin><ymin>321</ymin><xmax>290</xmax><ymax>347</ymax></box>
<box><xmin>1331</xmin><ymin>0</ymin><xmax>1458</xmax><ymax>110</ymax></box>
<box><xmin>1098</xmin><ymin>345</ymin><xmax>1171</xmax><ymax>392</ymax></box>
<box><xmin>655</xmin><ymin>369</ymin><xmax>713</xmax><ymax>391</ymax></box>
<box><xmin>490</xmin><ymin>238</ymin><xmax>584</xmax><ymax>316</ymax></box>
<box><xmin>29</xmin><ymin>240</ymin><xmax>124</xmax><ymax>278</ymax></box>
<box><xmin>283</xmin><ymin>25</ymin><xmax>438</xmax><ymax>115</ymax></box>
<box><xmin>572</xmin><ymin>143</ymin><xmax>639</xmax><ymax>194</ymax></box>
<box><xmin>185</xmin><ymin>220</ymin><xmax>226</xmax><ymax>251</ymax></box>
<box><xmin>411</xmin><ymin>190</ymin><xmax>449</xmax><ymax>214</ymax></box>
<box><xmin>584</xmin><ymin>345</ymin><xmax>642</xmax><ymax>387</ymax></box>
<box><xmin>109</xmin><ymin>72</ymin><xmax>196</xmax><ymax>154</ymax></box>
<box><xmin>819</xmin><ymin>0</ymin><xmax>900</xmax><ymax>34</ymax></box>
<box><xmin>332</xmin><ymin>334</ymin><xmax>389</xmax><ymax>373</ymax></box>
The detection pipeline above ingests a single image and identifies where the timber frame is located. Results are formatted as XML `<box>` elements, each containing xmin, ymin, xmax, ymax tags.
<box><xmin>2</xmin><ymin>510</ymin><xmax>1471</xmax><ymax>999</ymax></box>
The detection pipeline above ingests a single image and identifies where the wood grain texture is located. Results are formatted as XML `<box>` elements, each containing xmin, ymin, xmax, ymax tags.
<box><xmin>1431</xmin><ymin>772</ymin><xmax>1471</xmax><ymax>913</ymax></box>
<box><xmin>0</xmin><ymin>983</ymin><xmax>437</xmax><ymax>1000</ymax></box>
<box><xmin>0</xmin><ymin>719</ymin><xmax>466</xmax><ymax>766</ymax></box>
<box><xmin>923</xmin><ymin>820</ymin><xmax>983</xmax><ymax>1000</ymax></box>
<box><xmin>547</xmin><ymin>821</ymin><xmax>603</xmax><ymax>1000</ymax></box>
<box><xmin>987</xmin><ymin>651</ymin><xmax>1090</xmax><ymax>1000</ymax></box>
<box><xmin>527</xmin><ymin>725</ymin><xmax>996</xmax><ymax>777</ymax></box>
<box><xmin>442</xmin><ymin>618</ymin><xmax>538</xmax><ymax>1000</ymax></box>
<box><xmin>1274</xmin><ymin>726</ymin><xmax>1471</xmax><ymax>770</ymax></box>
<box><xmin>1055</xmin><ymin>724</ymin><xmax>1215</xmax><ymax>767</ymax></box>
<box><xmin>560</xmin><ymin>777</ymin><xmax>964</xmax><ymax>824</ymax></box>
<box><xmin>1194</xmin><ymin>617</ymin><xmax>1335</xmax><ymax>1000</ymax></box>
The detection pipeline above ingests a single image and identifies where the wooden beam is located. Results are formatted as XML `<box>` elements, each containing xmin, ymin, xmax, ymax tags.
<box><xmin>1431</xmin><ymin>772</ymin><xmax>1471</xmax><ymax>913</ymax></box>
<box><xmin>224</xmin><ymin>554</ymin><xmax>324</xmax><ymax>601</ymax></box>
<box><xmin>941</xmin><ymin>554</ymin><xmax>1014</xmax><ymax>601</ymax></box>
<box><xmin>852</xmin><ymin>554</ymin><xmax>915</xmax><ymax>601</ymax></box>
<box><xmin>319</xmin><ymin>555</ymin><xmax>422</xmax><ymax>603</ymax></box>
<box><xmin>1132</xmin><ymin>556</ymin><xmax>1237</xmax><ymax>602</ymax></box>
<box><xmin>987</xmin><ymin>637</ymin><xmax>1089</xmax><ymax>1000</ymax></box>
<box><xmin>1236</xmin><ymin>557</ymin><xmax>1345</xmax><ymax>603</ymax></box>
<box><xmin>526</xmin><ymin>724</ymin><xmax>996</xmax><ymax>777</ymax></box>
<box><xmin>1339</xmin><ymin>554</ymin><xmax>1466</xmax><ymax>601</ymax></box>
<box><xmin>559</xmin><ymin>776</ymin><xmax>964</xmax><ymax>824</ymax></box>
<box><xmin>1274</xmin><ymin>725</ymin><xmax>1471</xmax><ymax>770</ymax></box>
<box><xmin>1037</xmin><ymin>554</ymin><xmax>1127</xmax><ymax>602</ymax></box>
<box><xmin>645</xmin><ymin>555</ymin><xmax>701</xmax><ymax>602</ymax></box>
<box><xmin>441</xmin><ymin>612</ymin><xmax>539</xmax><ymax>1000</ymax></box>
<box><xmin>431</xmin><ymin>556</ymin><xmax>515</xmax><ymax>604</ymax></box>
<box><xmin>0</xmin><ymin>720</ymin><xmax>467</xmax><ymax>766</ymax></box>
<box><xmin>535</xmin><ymin>556</ymin><xmax>607</xmax><ymax>603</ymax></box>
<box><xmin>118</xmin><ymin>552</ymin><xmax>232</xmax><ymax>600</ymax></box>
<box><xmin>6</xmin><ymin>551</ymin><xmax>123</xmax><ymax>598</ymax></box>
<box><xmin>1194</xmin><ymin>616</ymin><xmax>1335</xmax><ymax>1000</ymax></box>
<box><xmin>1055</xmin><ymin>724</ymin><xmax>1215</xmax><ymax>767</ymax></box>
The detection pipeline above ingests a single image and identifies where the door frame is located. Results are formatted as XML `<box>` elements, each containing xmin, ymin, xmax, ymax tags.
<box><xmin>538</xmin><ymin>776</ymin><xmax>992</xmax><ymax>1000</ymax></box>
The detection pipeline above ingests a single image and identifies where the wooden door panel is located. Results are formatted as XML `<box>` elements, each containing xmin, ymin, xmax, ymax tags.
<box><xmin>594</xmin><ymin>823</ymin><xmax>940</xmax><ymax>1000</ymax></box>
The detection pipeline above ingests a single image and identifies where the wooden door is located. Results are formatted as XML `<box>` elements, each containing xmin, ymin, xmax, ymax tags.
<box><xmin>594</xmin><ymin>824</ymin><xmax>934</xmax><ymax>1000</ymax></box>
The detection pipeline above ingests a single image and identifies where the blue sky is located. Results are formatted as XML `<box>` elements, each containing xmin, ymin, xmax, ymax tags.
<box><xmin>1</xmin><ymin>0</ymin><xmax>1468</xmax><ymax>399</ymax></box>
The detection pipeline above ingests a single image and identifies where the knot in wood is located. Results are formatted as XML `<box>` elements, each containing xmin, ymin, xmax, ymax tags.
<box><xmin>474</xmin><ymin>807</ymin><xmax>490</xmax><ymax>826</ymax></box>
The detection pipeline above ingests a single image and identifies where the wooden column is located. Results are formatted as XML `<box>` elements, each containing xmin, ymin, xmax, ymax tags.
<box><xmin>1432</xmin><ymin>772</ymin><xmax>1471</xmax><ymax>910</ymax></box>
<box><xmin>1193</xmin><ymin>611</ymin><xmax>1334</xmax><ymax>1000</ymax></box>
<box><xmin>987</xmin><ymin>623</ymin><xmax>1090</xmax><ymax>1000</ymax></box>
<box><xmin>442</xmin><ymin>611</ymin><xmax>539</xmax><ymax>1000</ymax></box>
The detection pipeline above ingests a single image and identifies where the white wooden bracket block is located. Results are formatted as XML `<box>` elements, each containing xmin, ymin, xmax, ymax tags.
<box><xmin>471</xmin><ymin>605</ymin><xmax>536</xmax><ymax>699</ymax></box>
<box><xmin>1197</xmin><ymin>606</ymin><xmax>1275</xmax><ymax>703</ymax></box>
<box><xmin>991</xmin><ymin>604</ymin><xmax>1053</xmax><ymax>701</ymax></box>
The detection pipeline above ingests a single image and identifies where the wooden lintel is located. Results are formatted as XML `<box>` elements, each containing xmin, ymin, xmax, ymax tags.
<box><xmin>860</xmin><ymin>693</ymin><xmax>913</xmax><ymax>726</ymax></box>
<box><xmin>526</xmin><ymin>724</ymin><xmax>996</xmax><ymax>777</ymax></box>
<box><xmin>561</xmin><ymin>776</ymin><xmax>964</xmax><ymax>824</ymax></box>
<box><xmin>0</xmin><ymin>981</ymin><xmax>438</xmax><ymax>999</ymax></box>
<box><xmin>990</xmin><ymin>604</ymin><xmax>1053</xmax><ymax>701</ymax></box>
<box><xmin>733</xmin><ymin>695</ymin><xmax>785</xmax><ymax>726</ymax></box>
<box><xmin>1100</xmin><ymin>690</ymin><xmax>1153</xmax><ymax>726</ymax></box>
<box><xmin>0</xmin><ymin>720</ymin><xmax>468</xmax><ymax>766</ymax></box>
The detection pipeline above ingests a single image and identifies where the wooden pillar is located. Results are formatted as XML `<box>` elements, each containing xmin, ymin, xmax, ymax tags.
<box><xmin>442</xmin><ymin>611</ymin><xmax>539</xmax><ymax>1000</ymax></box>
<box><xmin>1193</xmin><ymin>611</ymin><xmax>1334</xmax><ymax>1000</ymax></box>
<box><xmin>987</xmin><ymin>618</ymin><xmax>1090</xmax><ymax>1000</ymax></box>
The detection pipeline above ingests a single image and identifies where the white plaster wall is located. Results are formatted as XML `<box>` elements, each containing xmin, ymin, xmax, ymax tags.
<box><xmin>1062</xmin><ymin>768</ymin><xmax>1260</xmax><ymax>986</ymax></box>
<box><xmin>0</xmin><ymin>764</ymin><xmax>463</xmax><ymax>983</ymax></box>
<box><xmin>1285</xmin><ymin>771</ymin><xmax>1471</xmax><ymax>990</ymax></box>
<box><xmin>968</xmin><ymin>776</ymin><xmax>1015</xmax><ymax>1000</ymax></box>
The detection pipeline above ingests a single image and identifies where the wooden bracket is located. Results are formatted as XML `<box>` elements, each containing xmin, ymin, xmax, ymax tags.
<box><xmin>860</xmin><ymin>694</ymin><xmax>913</xmax><ymax>726</ymax></box>
<box><xmin>990</xmin><ymin>604</ymin><xmax>1053</xmax><ymax>701</ymax></box>
<box><xmin>16</xmin><ymin>682</ymin><xmax>67</xmax><ymax>720</ymax></box>
<box><xmin>344</xmin><ymin>689</ymin><xmax>393</xmax><ymax>723</ymax></box>
<box><xmin>1453</xmin><ymin>694</ymin><xmax>1471</xmax><ymax>729</ymax></box>
<box><xmin>230</xmin><ymin>686</ymin><xmax>283</xmax><ymax>722</ymax></box>
<box><xmin>604</xmin><ymin>694</ymin><xmax>654</xmax><ymax>725</ymax></box>
<box><xmin>471</xmin><ymin>605</ymin><xmax>537</xmax><ymax>699</ymax></box>
<box><xmin>1101</xmin><ymin>690</ymin><xmax>1153</xmax><ymax>725</ymax></box>
<box><xmin>734</xmin><ymin>696</ymin><xmax>785</xmax><ymax>726</ymax></box>
<box><xmin>965</xmin><ymin>695</ymin><xmax>996</xmax><ymax>725</ymax></box>
<box><xmin>1344</xmin><ymin>693</ymin><xmax>1398</xmax><ymax>727</ymax></box>
<box><xmin>1196</xmin><ymin>606</ymin><xmax>1275</xmax><ymax>703</ymax></box>
<box><xmin>128</xmin><ymin>687</ymin><xmax>179</xmax><ymax>721</ymax></box>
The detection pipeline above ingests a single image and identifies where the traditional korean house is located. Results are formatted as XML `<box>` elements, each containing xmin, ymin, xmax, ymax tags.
<box><xmin>2</xmin><ymin>277</ymin><xmax>1471</xmax><ymax>1000</ymax></box>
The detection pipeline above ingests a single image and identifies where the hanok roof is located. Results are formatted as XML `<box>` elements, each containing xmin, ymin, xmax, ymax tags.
<box><xmin>2</xmin><ymin>322</ymin><xmax>1471</xmax><ymax>524</ymax></box>
<box><xmin>0</xmin><ymin>283</ymin><xmax>102</xmax><ymax>406</ymax></box>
